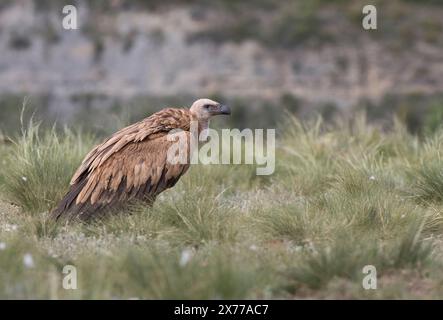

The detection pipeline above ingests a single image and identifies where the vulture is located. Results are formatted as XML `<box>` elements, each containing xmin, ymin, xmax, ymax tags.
<box><xmin>51</xmin><ymin>98</ymin><xmax>231</xmax><ymax>222</ymax></box>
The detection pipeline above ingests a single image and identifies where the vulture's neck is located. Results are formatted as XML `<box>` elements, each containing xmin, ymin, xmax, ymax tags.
<box><xmin>198</xmin><ymin>119</ymin><xmax>210</xmax><ymax>141</ymax></box>
<box><xmin>188</xmin><ymin>111</ymin><xmax>210</xmax><ymax>141</ymax></box>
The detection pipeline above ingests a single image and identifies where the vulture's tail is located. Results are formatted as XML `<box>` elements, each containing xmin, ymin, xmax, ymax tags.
<box><xmin>50</xmin><ymin>173</ymin><xmax>104</xmax><ymax>222</ymax></box>
<box><xmin>50</xmin><ymin>174</ymin><xmax>155</xmax><ymax>222</ymax></box>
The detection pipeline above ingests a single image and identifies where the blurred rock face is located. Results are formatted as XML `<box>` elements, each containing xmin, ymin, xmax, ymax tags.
<box><xmin>0</xmin><ymin>0</ymin><xmax>442</xmax><ymax>114</ymax></box>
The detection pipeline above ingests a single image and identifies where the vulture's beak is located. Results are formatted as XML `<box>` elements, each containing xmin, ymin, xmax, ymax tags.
<box><xmin>218</xmin><ymin>104</ymin><xmax>231</xmax><ymax>115</ymax></box>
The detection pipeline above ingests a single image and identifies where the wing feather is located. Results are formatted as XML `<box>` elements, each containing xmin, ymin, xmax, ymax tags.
<box><xmin>70</xmin><ymin>108</ymin><xmax>191</xmax><ymax>185</ymax></box>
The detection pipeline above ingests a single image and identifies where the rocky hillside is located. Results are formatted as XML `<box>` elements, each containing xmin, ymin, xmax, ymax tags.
<box><xmin>0</xmin><ymin>0</ymin><xmax>442</xmax><ymax>131</ymax></box>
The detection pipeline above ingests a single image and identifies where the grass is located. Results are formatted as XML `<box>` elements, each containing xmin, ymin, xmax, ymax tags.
<box><xmin>0</xmin><ymin>121</ymin><xmax>95</xmax><ymax>213</ymax></box>
<box><xmin>1</xmin><ymin>113</ymin><xmax>443</xmax><ymax>299</ymax></box>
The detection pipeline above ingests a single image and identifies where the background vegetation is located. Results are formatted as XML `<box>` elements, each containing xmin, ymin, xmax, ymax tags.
<box><xmin>1</xmin><ymin>0</ymin><xmax>443</xmax><ymax>137</ymax></box>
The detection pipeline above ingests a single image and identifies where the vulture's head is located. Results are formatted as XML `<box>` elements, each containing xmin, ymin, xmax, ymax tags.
<box><xmin>190</xmin><ymin>98</ymin><xmax>231</xmax><ymax>121</ymax></box>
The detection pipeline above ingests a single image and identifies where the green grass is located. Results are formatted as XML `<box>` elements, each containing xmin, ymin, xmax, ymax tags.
<box><xmin>0</xmin><ymin>121</ymin><xmax>95</xmax><ymax>213</ymax></box>
<box><xmin>2</xmin><ymin>114</ymin><xmax>443</xmax><ymax>299</ymax></box>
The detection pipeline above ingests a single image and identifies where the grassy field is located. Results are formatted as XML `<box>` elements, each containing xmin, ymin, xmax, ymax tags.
<box><xmin>1</xmin><ymin>114</ymin><xmax>443</xmax><ymax>299</ymax></box>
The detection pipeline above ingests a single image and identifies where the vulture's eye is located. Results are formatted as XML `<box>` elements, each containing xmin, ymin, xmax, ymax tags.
<box><xmin>204</xmin><ymin>105</ymin><xmax>211</xmax><ymax>109</ymax></box>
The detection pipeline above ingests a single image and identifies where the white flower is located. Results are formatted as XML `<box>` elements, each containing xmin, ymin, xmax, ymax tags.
<box><xmin>369</xmin><ymin>175</ymin><xmax>376</xmax><ymax>181</ymax></box>
<box><xmin>249</xmin><ymin>244</ymin><xmax>258</xmax><ymax>251</ymax></box>
<box><xmin>23</xmin><ymin>253</ymin><xmax>35</xmax><ymax>268</ymax></box>
<box><xmin>0</xmin><ymin>242</ymin><xmax>6</xmax><ymax>250</ymax></box>
<box><xmin>294</xmin><ymin>245</ymin><xmax>303</xmax><ymax>252</ymax></box>
<box><xmin>4</xmin><ymin>224</ymin><xmax>18</xmax><ymax>232</ymax></box>
<box><xmin>21</xmin><ymin>176</ymin><xmax>28</xmax><ymax>182</ymax></box>
<box><xmin>179</xmin><ymin>248</ymin><xmax>193</xmax><ymax>267</ymax></box>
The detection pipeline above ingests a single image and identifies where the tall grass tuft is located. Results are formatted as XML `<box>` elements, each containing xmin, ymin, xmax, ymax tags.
<box><xmin>130</xmin><ymin>186</ymin><xmax>240</xmax><ymax>246</ymax></box>
<box><xmin>117</xmin><ymin>245</ymin><xmax>260</xmax><ymax>299</ymax></box>
<box><xmin>0</xmin><ymin>120</ymin><xmax>95</xmax><ymax>213</ymax></box>
<box><xmin>282</xmin><ymin>220</ymin><xmax>433</xmax><ymax>292</ymax></box>
<box><xmin>412</xmin><ymin>160</ymin><xmax>443</xmax><ymax>204</ymax></box>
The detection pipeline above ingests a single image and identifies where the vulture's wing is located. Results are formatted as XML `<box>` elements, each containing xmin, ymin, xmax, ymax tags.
<box><xmin>71</xmin><ymin>108</ymin><xmax>190</xmax><ymax>185</ymax></box>
<box><xmin>51</xmin><ymin>109</ymin><xmax>191</xmax><ymax>221</ymax></box>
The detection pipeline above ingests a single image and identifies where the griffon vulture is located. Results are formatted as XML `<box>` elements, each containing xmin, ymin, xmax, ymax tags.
<box><xmin>51</xmin><ymin>99</ymin><xmax>231</xmax><ymax>221</ymax></box>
